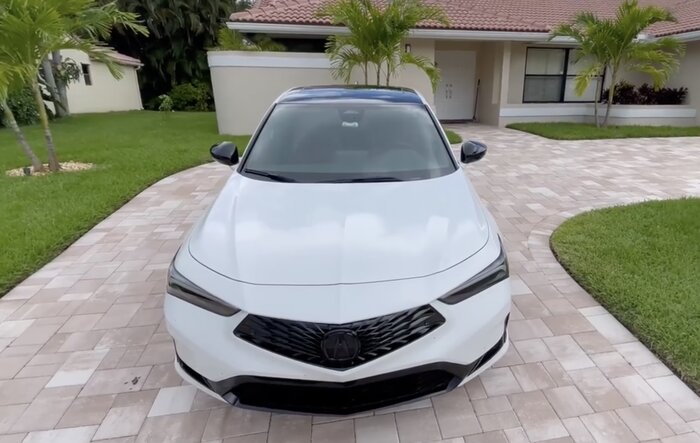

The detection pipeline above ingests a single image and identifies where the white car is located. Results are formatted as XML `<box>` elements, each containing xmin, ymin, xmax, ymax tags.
<box><xmin>165</xmin><ymin>86</ymin><xmax>511</xmax><ymax>414</ymax></box>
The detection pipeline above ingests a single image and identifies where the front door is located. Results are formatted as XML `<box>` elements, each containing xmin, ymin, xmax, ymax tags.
<box><xmin>435</xmin><ymin>50</ymin><xmax>476</xmax><ymax>121</ymax></box>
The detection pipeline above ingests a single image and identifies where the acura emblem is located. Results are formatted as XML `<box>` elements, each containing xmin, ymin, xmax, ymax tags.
<box><xmin>321</xmin><ymin>329</ymin><xmax>360</xmax><ymax>362</ymax></box>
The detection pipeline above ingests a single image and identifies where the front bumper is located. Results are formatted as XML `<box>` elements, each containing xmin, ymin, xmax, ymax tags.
<box><xmin>175</xmin><ymin>323</ymin><xmax>508</xmax><ymax>414</ymax></box>
<box><xmin>166</xmin><ymin>277</ymin><xmax>511</xmax><ymax>414</ymax></box>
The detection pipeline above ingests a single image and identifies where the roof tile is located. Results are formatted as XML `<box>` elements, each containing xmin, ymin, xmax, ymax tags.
<box><xmin>230</xmin><ymin>0</ymin><xmax>700</xmax><ymax>36</ymax></box>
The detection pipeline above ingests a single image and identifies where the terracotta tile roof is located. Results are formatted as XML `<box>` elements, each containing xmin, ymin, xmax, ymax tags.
<box><xmin>230</xmin><ymin>0</ymin><xmax>700</xmax><ymax>37</ymax></box>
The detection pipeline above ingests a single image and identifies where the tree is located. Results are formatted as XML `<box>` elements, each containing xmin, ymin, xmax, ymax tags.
<box><xmin>216</xmin><ymin>27</ymin><xmax>285</xmax><ymax>52</ymax></box>
<box><xmin>380</xmin><ymin>0</ymin><xmax>447</xmax><ymax>89</ymax></box>
<box><xmin>107</xmin><ymin>0</ymin><xmax>239</xmax><ymax>102</ymax></box>
<box><xmin>317</xmin><ymin>0</ymin><xmax>447</xmax><ymax>89</ymax></box>
<box><xmin>0</xmin><ymin>0</ymin><xmax>147</xmax><ymax>171</ymax></box>
<box><xmin>551</xmin><ymin>0</ymin><xmax>684</xmax><ymax>126</ymax></box>
<box><xmin>0</xmin><ymin>58</ymin><xmax>44</xmax><ymax>172</ymax></box>
<box><xmin>317</xmin><ymin>0</ymin><xmax>381</xmax><ymax>85</ymax></box>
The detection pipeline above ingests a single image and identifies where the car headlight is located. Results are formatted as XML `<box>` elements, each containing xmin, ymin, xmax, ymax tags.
<box><xmin>167</xmin><ymin>262</ymin><xmax>240</xmax><ymax>316</ymax></box>
<box><xmin>439</xmin><ymin>239</ymin><xmax>509</xmax><ymax>305</ymax></box>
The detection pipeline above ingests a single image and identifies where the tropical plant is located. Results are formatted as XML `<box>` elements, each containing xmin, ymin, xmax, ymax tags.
<box><xmin>169</xmin><ymin>82</ymin><xmax>213</xmax><ymax>111</ymax></box>
<box><xmin>602</xmin><ymin>81</ymin><xmax>688</xmax><ymax>104</ymax></box>
<box><xmin>0</xmin><ymin>0</ymin><xmax>148</xmax><ymax>171</ymax></box>
<box><xmin>157</xmin><ymin>94</ymin><xmax>173</xmax><ymax>112</ymax></box>
<box><xmin>216</xmin><ymin>27</ymin><xmax>286</xmax><ymax>52</ymax></box>
<box><xmin>1</xmin><ymin>86</ymin><xmax>39</xmax><ymax>127</ymax></box>
<box><xmin>380</xmin><ymin>0</ymin><xmax>447</xmax><ymax>89</ymax></box>
<box><xmin>107</xmin><ymin>0</ymin><xmax>244</xmax><ymax>101</ymax></box>
<box><xmin>0</xmin><ymin>58</ymin><xmax>44</xmax><ymax>172</ymax></box>
<box><xmin>551</xmin><ymin>0</ymin><xmax>684</xmax><ymax>126</ymax></box>
<box><xmin>317</xmin><ymin>0</ymin><xmax>447</xmax><ymax>89</ymax></box>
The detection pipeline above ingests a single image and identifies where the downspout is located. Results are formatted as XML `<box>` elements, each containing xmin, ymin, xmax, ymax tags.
<box><xmin>473</xmin><ymin>78</ymin><xmax>480</xmax><ymax>122</ymax></box>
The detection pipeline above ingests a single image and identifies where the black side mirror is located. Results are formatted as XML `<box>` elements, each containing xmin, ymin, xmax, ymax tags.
<box><xmin>210</xmin><ymin>142</ymin><xmax>239</xmax><ymax>166</ymax></box>
<box><xmin>460</xmin><ymin>140</ymin><xmax>487</xmax><ymax>164</ymax></box>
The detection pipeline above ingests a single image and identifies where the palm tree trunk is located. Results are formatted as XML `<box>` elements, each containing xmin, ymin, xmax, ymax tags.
<box><xmin>593</xmin><ymin>76</ymin><xmax>602</xmax><ymax>128</ymax></box>
<box><xmin>603</xmin><ymin>70</ymin><xmax>616</xmax><ymax>127</ymax></box>
<box><xmin>52</xmin><ymin>51</ymin><xmax>70</xmax><ymax>116</ymax></box>
<box><xmin>31</xmin><ymin>78</ymin><xmax>60</xmax><ymax>171</ymax></box>
<box><xmin>376</xmin><ymin>62</ymin><xmax>381</xmax><ymax>86</ymax></box>
<box><xmin>41</xmin><ymin>57</ymin><xmax>66</xmax><ymax>118</ymax></box>
<box><xmin>1</xmin><ymin>99</ymin><xmax>44</xmax><ymax>173</ymax></box>
<box><xmin>363</xmin><ymin>62</ymin><xmax>368</xmax><ymax>85</ymax></box>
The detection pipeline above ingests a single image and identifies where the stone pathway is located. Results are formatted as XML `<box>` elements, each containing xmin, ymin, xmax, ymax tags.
<box><xmin>1</xmin><ymin>125</ymin><xmax>699</xmax><ymax>443</ymax></box>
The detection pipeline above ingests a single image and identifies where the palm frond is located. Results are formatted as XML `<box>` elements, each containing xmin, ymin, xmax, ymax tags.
<box><xmin>573</xmin><ymin>62</ymin><xmax>605</xmax><ymax>96</ymax></box>
<box><xmin>551</xmin><ymin>0</ymin><xmax>683</xmax><ymax>104</ymax></box>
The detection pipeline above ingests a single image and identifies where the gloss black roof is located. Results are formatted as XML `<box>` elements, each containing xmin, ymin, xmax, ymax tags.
<box><xmin>278</xmin><ymin>86</ymin><xmax>423</xmax><ymax>104</ymax></box>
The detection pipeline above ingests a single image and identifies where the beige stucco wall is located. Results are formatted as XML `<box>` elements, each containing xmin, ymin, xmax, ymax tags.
<box><xmin>667</xmin><ymin>41</ymin><xmax>700</xmax><ymax>123</ymax></box>
<box><xmin>500</xmin><ymin>41</ymin><xmax>700</xmax><ymax>125</ymax></box>
<box><xmin>499</xmin><ymin>104</ymin><xmax>698</xmax><ymax>126</ymax></box>
<box><xmin>61</xmin><ymin>50</ymin><xmax>143</xmax><ymax>114</ymax></box>
<box><xmin>210</xmin><ymin>39</ymin><xmax>700</xmax><ymax>133</ymax></box>
<box><xmin>209</xmin><ymin>42</ymin><xmax>437</xmax><ymax>135</ymax></box>
<box><xmin>507</xmin><ymin>43</ymin><xmax>527</xmax><ymax>105</ymax></box>
<box><xmin>210</xmin><ymin>56</ymin><xmax>334</xmax><ymax>135</ymax></box>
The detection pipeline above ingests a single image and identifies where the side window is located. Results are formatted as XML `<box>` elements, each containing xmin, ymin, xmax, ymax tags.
<box><xmin>523</xmin><ymin>48</ymin><xmax>604</xmax><ymax>103</ymax></box>
<box><xmin>81</xmin><ymin>63</ymin><xmax>92</xmax><ymax>86</ymax></box>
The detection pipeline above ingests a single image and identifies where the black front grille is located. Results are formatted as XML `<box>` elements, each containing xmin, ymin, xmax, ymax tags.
<box><xmin>177</xmin><ymin>323</ymin><xmax>509</xmax><ymax>414</ymax></box>
<box><xmin>234</xmin><ymin>305</ymin><xmax>445</xmax><ymax>369</ymax></box>
<box><xmin>231</xmin><ymin>367</ymin><xmax>458</xmax><ymax>414</ymax></box>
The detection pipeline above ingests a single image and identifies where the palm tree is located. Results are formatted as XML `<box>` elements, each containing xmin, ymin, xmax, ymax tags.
<box><xmin>381</xmin><ymin>0</ymin><xmax>447</xmax><ymax>89</ymax></box>
<box><xmin>0</xmin><ymin>60</ymin><xmax>44</xmax><ymax>172</ymax></box>
<box><xmin>317</xmin><ymin>0</ymin><xmax>382</xmax><ymax>85</ymax></box>
<box><xmin>317</xmin><ymin>0</ymin><xmax>447</xmax><ymax>89</ymax></box>
<box><xmin>0</xmin><ymin>0</ymin><xmax>147</xmax><ymax>171</ymax></box>
<box><xmin>551</xmin><ymin>0</ymin><xmax>684</xmax><ymax>127</ymax></box>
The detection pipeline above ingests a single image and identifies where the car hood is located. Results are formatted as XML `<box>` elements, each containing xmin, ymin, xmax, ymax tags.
<box><xmin>188</xmin><ymin>170</ymin><xmax>489</xmax><ymax>285</ymax></box>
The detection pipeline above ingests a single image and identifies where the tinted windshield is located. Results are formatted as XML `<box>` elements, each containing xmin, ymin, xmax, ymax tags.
<box><xmin>241</xmin><ymin>103</ymin><xmax>456</xmax><ymax>183</ymax></box>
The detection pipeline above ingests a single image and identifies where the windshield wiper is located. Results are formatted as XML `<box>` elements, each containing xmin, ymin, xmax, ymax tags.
<box><xmin>320</xmin><ymin>176</ymin><xmax>403</xmax><ymax>183</ymax></box>
<box><xmin>243</xmin><ymin>168</ymin><xmax>297</xmax><ymax>182</ymax></box>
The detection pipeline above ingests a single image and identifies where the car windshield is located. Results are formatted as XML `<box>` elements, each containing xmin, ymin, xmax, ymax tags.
<box><xmin>241</xmin><ymin>102</ymin><xmax>456</xmax><ymax>183</ymax></box>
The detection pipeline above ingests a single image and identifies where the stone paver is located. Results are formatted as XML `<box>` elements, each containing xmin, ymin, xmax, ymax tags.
<box><xmin>0</xmin><ymin>124</ymin><xmax>699</xmax><ymax>442</ymax></box>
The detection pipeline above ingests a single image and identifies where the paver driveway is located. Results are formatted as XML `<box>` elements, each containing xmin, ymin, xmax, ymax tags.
<box><xmin>1</xmin><ymin>125</ymin><xmax>700</xmax><ymax>443</ymax></box>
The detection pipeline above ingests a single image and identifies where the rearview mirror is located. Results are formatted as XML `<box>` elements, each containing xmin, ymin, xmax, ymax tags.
<box><xmin>211</xmin><ymin>142</ymin><xmax>239</xmax><ymax>166</ymax></box>
<box><xmin>460</xmin><ymin>140</ymin><xmax>487</xmax><ymax>164</ymax></box>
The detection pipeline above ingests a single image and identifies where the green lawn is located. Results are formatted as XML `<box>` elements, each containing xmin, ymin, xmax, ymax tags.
<box><xmin>444</xmin><ymin>129</ymin><xmax>463</xmax><ymax>144</ymax></box>
<box><xmin>507</xmin><ymin>122</ymin><xmax>700</xmax><ymax>140</ymax></box>
<box><xmin>551</xmin><ymin>198</ymin><xmax>700</xmax><ymax>391</ymax></box>
<box><xmin>0</xmin><ymin>111</ymin><xmax>249</xmax><ymax>297</ymax></box>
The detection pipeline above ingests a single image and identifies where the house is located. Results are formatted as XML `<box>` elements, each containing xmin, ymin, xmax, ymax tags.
<box><xmin>208</xmin><ymin>0</ymin><xmax>700</xmax><ymax>135</ymax></box>
<box><xmin>58</xmin><ymin>49</ymin><xmax>143</xmax><ymax>114</ymax></box>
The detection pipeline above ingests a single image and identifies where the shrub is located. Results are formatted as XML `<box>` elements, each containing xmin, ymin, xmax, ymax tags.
<box><xmin>157</xmin><ymin>94</ymin><xmax>173</xmax><ymax>112</ymax></box>
<box><xmin>602</xmin><ymin>82</ymin><xmax>688</xmax><ymax>105</ymax></box>
<box><xmin>0</xmin><ymin>87</ymin><xmax>39</xmax><ymax>127</ymax></box>
<box><xmin>654</xmin><ymin>85</ymin><xmax>688</xmax><ymax>104</ymax></box>
<box><xmin>169</xmin><ymin>82</ymin><xmax>213</xmax><ymax>111</ymax></box>
<box><xmin>610</xmin><ymin>81</ymin><xmax>639</xmax><ymax>104</ymax></box>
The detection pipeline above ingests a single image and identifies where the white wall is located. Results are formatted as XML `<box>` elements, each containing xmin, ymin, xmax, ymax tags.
<box><xmin>499</xmin><ymin>103</ymin><xmax>697</xmax><ymax>126</ymax></box>
<box><xmin>209</xmin><ymin>42</ymin><xmax>437</xmax><ymax>135</ymax></box>
<box><xmin>501</xmin><ymin>41</ymin><xmax>700</xmax><ymax>125</ymax></box>
<box><xmin>209</xmin><ymin>52</ymin><xmax>335</xmax><ymax>135</ymax></box>
<box><xmin>210</xmin><ymin>39</ymin><xmax>700</xmax><ymax>133</ymax></box>
<box><xmin>61</xmin><ymin>50</ymin><xmax>143</xmax><ymax>114</ymax></box>
<box><xmin>667</xmin><ymin>41</ymin><xmax>700</xmax><ymax>123</ymax></box>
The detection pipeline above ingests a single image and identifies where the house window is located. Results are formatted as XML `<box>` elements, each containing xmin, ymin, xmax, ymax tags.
<box><xmin>523</xmin><ymin>48</ymin><xmax>604</xmax><ymax>103</ymax></box>
<box><xmin>81</xmin><ymin>63</ymin><xmax>92</xmax><ymax>86</ymax></box>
